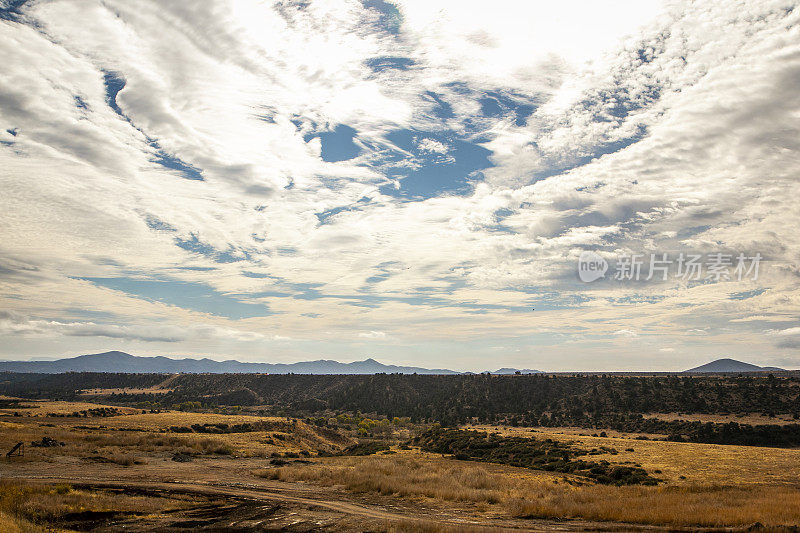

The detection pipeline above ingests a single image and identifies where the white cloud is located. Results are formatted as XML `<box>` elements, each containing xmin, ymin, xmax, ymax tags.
<box><xmin>416</xmin><ymin>138</ymin><xmax>448</xmax><ymax>154</ymax></box>
<box><xmin>359</xmin><ymin>331</ymin><xmax>387</xmax><ymax>339</ymax></box>
<box><xmin>768</xmin><ymin>327</ymin><xmax>800</xmax><ymax>336</ymax></box>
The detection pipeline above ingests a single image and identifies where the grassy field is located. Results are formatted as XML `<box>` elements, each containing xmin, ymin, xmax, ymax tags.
<box><xmin>0</xmin><ymin>402</ymin><xmax>351</xmax><ymax>464</ymax></box>
<box><xmin>0</xmin><ymin>480</ymin><xmax>187</xmax><ymax>532</ymax></box>
<box><xmin>2</xmin><ymin>405</ymin><xmax>800</xmax><ymax>530</ymax></box>
<box><xmin>642</xmin><ymin>412</ymin><xmax>799</xmax><ymax>425</ymax></box>
<box><xmin>0</xmin><ymin>398</ymin><xmax>142</xmax><ymax>416</ymax></box>
<box><xmin>469</xmin><ymin>425</ymin><xmax>800</xmax><ymax>485</ymax></box>
<box><xmin>257</xmin><ymin>450</ymin><xmax>800</xmax><ymax>528</ymax></box>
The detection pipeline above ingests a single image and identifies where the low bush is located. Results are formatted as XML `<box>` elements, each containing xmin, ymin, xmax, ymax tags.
<box><xmin>339</xmin><ymin>441</ymin><xmax>391</xmax><ymax>456</ymax></box>
<box><xmin>414</xmin><ymin>429</ymin><xmax>658</xmax><ymax>485</ymax></box>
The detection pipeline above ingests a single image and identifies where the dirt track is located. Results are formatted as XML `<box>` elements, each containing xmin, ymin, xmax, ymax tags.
<box><xmin>6</xmin><ymin>471</ymin><xmax>661</xmax><ymax>532</ymax></box>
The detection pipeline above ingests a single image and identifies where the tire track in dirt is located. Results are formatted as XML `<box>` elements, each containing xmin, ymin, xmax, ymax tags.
<box><xmin>10</xmin><ymin>475</ymin><xmax>656</xmax><ymax>531</ymax></box>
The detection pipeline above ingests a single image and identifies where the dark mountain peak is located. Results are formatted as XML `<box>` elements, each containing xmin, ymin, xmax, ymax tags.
<box><xmin>491</xmin><ymin>367</ymin><xmax>543</xmax><ymax>374</ymax></box>
<box><xmin>0</xmin><ymin>351</ymin><xmax>460</xmax><ymax>375</ymax></box>
<box><xmin>76</xmin><ymin>350</ymin><xmax>134</xmax><ymax>359</ymax></box>
<box><xmin>685</xmin><ymin>358</ymin><xmax>784</xmax><ymax>373</ymax></box>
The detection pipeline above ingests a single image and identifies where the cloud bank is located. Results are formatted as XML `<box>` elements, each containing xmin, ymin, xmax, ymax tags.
<box><xmin>1</xmin><ymin>0</ymin><xmax>798</xmax><ymax>370</ymax></box>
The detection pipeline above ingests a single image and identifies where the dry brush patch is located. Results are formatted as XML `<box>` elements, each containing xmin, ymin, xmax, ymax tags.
<box><xmin>0</xmin><ymin>480</ymin><xmax>184</xmax><ymax>529</ymax></box>
<box><xmin>383</xmin><ymin>519</ymin><xmax>501</xmax><ymax>532</ymax></box>
<box><xmin>0</xmin><ymin>400</ymin><xmax>140</xmax><ymax>417</ymax></box>
<box><xmin>507</xmin><ymin>484</ymin><xmax>800</xmax><ymax>527</ymax></box>
<box><xmin>254</xmin><ymin>453</ymin><xmax>800</xmax><ymax>528</ymax></box>
<box><xmin>0</xmin><ymin>510</ymin><xmax>41</xmax><ymax>533</ymax></box>
<box><xmin>643</xmin><ymin>412</ymin><xmax>799</xmax><ymax>426</ymax></box>
<box><xmin>0</xmin><ymin>411</ymin><xmax>349</xmax><ymax>463</ymax></box>
<box><xmin>473</xmin><ymin>425</ymin><xmax>800</xmax><ymax>485</ymax></box>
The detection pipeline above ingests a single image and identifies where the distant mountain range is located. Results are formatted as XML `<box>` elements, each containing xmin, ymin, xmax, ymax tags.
<box><xmin>0</xmin><ymin>352</ymin><xmax>786</xmax><ymax>375</ymax></box>
<box><xmin>684</xmin><ymin>358</ymin><xmax>785</xmax><ymax>373</ymax></box>
<box><xmin>0</xmin><ymin>351</ymin><xmax>543</xmax><ymax>375</ymax></box>
<box><xmin>491</xmin><ymin>367</ymin><xmax>543</xmax><ymax>375</ymax></box>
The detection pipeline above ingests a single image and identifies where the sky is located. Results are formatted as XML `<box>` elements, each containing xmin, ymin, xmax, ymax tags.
<box><xmin>1</xmin><ymin>0</ymin><xmax>799</xmax><ymax>371</ymax></box>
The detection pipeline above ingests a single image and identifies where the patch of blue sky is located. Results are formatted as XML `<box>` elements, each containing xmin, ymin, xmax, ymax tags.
<box><xmin>575</xmin><ymin>181</ymin><xmax>606</xmax><ymax>192</ymax></box>
<box><xmin>0</xmin><ymin>1</ymin><xmax>23</xmax><ymax>19</ymax></box>
<box><xmin>365</xmin><ymin>56</ymin><xmax>415</xmax><ymax>72</ymax></box>
<box><xmin>421</xmin><ymin>91</ymin><xmax>455</xmax><ymax>119</ymax></box>
<box><xmin>481</xmin><ymin>207</ymin><xmax>518</xmax><ymax>234</ymax></box>
<box><xmin>315</xmin><ymin>196</ymin><xmax>372</xmax><ymax>226</ymax></box>
<box><xmin>315</xmin><ymin>205</ymin><xmax>356</xmax><ymax>225</ymax></box>
<box><xmin>531</xmin><ymin>124</ymin><xmax>648</xmax><ymax>182</ymax></box>
<box><xmin>304</xmin><ymin>124</ymin><xmax>360</xmax><ymax>163</ymax></box>
<box><xmin>249</xmin><ymin>280</ymin><xmax>325</xmax><ymax>300</ymax></box>
<box><xmin>729</xmin><ymin>288</ymin><xmax>766</xmax><ymax>300</ymax></box>
<box><xmin>494</xmin><ymin>208</ymin><xmax>514</xmax><ymax>220</ymax></box>
<box><xmin>276</xmin><ymin>246</ymin><xmax>298</xmax><ymax>256</ymax></box>
<box><xmin>582</xmin><ymin>79</ymin><xmax>662</xmax><ymax>122</ymax></box>
<box><xmin>62</xmin><ymin>307</ymin><xmax>117</xmax><ymax>321</ymax></box>
<box><xmin>241</xmin><ymin>271</ymin><xmax>271</xmax><ymax>279</ymax></box>
<box><xmin>408</xmin><ymin>280</ymin><xmax>467</xmax><ymax>299</ymax></box>
<box><xmin>175</xmin><ymin>234</ymin><xmax>249</xmax><ymax>263</ymax></box>
<box><xmin>364</xmin><ymin>273</ymin><xmax>392</xmax><ymax>284</ymax></box>
<box><xmin>608</xmin><ymin>295</ymin><xmax>666</xmax><ymax>305</ymax></box>
<box><xmin>506</xmin><ymin>290</ymin><xmax>593</xmax><ymax>310</ymax></box>
<box><xmin>175</xmin><ymin>266</ymin><xmax>217</xmax><ymax>272</ymax></box>
<box><xmin>102</xmin><ymin>70</ymin><xmax>203</xmax><ymax>181</ymax></box>
<box><xmin>149</xmin><ymin>143</ymin><xmax>204</xmax><ymax>180</ymax></box>
<box><xmin>676</xmin><ymin>225</ymin><xmax>711</xmax><ymax>239</ymax></box>
<box><xmin>442</xmin><ymin>81</ymin><xmax>471</xmax><ymax>95</ymax></box>
<box><xmin>363</xmin><ymin>0</ymin><xmax>402</xmax><ymax>34</ymax></box>
<box><xmin>528</xmin><ymin>76</ymin><xmax>662</xmax><ymax>183</ymax></box>
<box><xmin>102</xmin><ymin>71</ymin><xmax>126</xmax><ymax>117</ymax></box>
<box><xmin>73</xmin><ymin>95</ymin><xmax>89</xmax><ymax>110</ymax></box>
<box><xmin>361</xmin><ymin>261</ymin><xmax>402</xmax><ymax>287</ymax></box>
<box><xmin>144</xmin><ymin>215</ymin><xmax>177</xmax><ymax>232</ymax></box>
<box><xmin>0</xmin><ymin>1</ymin><xmax>41</xmax><ymax>26</ymax></box>
<box><xmin>377</xmin><ymin>129</ymin><xmax>493</xmax><ymax>200</ymax></box>
<box><xmin>255</xmin><ymin>281</ymin><xmax>543</xmax><ymax>313</ymax></box>
<box><xmin>305</xmin><ymin>85</ymin><xmax>540</xmax><ymax>200</ymax></box>
<box><xmin>76</xmin><ymin>276</ymin><xmax>271</xmax><ymax>319</ymax></box>
<box><xmin>479</xmin><ymin>90</ymin><xmax>536</xmax><ymax>126</ymax></box>
<box><xmin>483</xmin><ymin>224</ymin><xmax>516</xmax><ymax>234</ymax></box>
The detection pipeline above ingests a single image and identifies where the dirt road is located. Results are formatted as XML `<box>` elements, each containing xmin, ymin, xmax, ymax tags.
<box><xmin>7</xmin><ymin>472</ymin><xmax>660</xmax><ymax>531</ymax></box>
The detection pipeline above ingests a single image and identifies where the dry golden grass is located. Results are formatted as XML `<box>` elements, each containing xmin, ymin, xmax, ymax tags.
<box><xmin>89</xmin><ymin>411</ymin><xmax>283</xmax><ymax>430</ymax></box>
<box><xmin>0</xmin><ymin>415</ymin><xmax>237</xmax><ymax>464</ymax></box>
<box><xmin>0</xmin><ymin>480</ymin><xmax>184</xmax><ymax>529</ymax></box>
<box><xmin>0</xmin><ymin>410</ymin><xmax>351</xmax><ymax>461</ymax></box>
<box><xmin>469</xmin><ymin>425</ymin><xmax>800</xmax><ymax>485</ymax></box>
<box><xmin>0</xmin><ymin>399</ymin><xmax>140</xmax><ymax>417</ymax></box>
<box><xmin>6</xmin><ymin>409</ymin><xmax>800</xmax><ymax>529</ymax></box>
<box><xmin>257</xmin><ymin>454</ymin><xmax>512</xmax><ymax>503</ymax></box>
<box><xmin>508</xmin><ymin>484</ymin><xmax>800</xmax><ymax>527</ymax></box>
<box><xmin>384</xmin><ymin>519</ymin><xmax>499</xmax><ymax>532</ymax></box>
<box><xmin>255</xmin><ymin>452</ymin><xmax>800</xmax><ymax>528</ymax></box>
<box><xmin>89</xmin><ymin>412</ymin><xmax>348</xmax><ymax>456</ymax></box>
<box><xmin>643</xmin><ymin>412</ymin><xmax>799</xmax><ymax>425</ymax></box>
<box><xmin>0</xmin><ymin>510</ymin><xmax>42</xmax><ymax>533</ymax></box>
